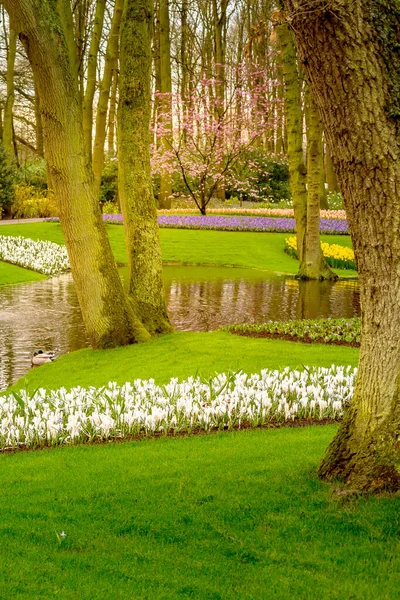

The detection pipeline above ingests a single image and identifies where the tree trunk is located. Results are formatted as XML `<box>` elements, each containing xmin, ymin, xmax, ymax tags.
<box><xmin>92</xmin><ymin>0</ymin><xmax>123</xmax><ymax>196</ymax></box>
<box><xmin>325</xmin><ymin>150</ymin><xmax>339</xmax><ymax>194</ymax></box>
<box><xmin>282</xmin><ymin>0</ymin><xmax>400</xmax><ymax>492</ymax></box>
<box><xmin>107</xmin><ymin>68</ymin><xmax>118</xmax><ymax>155</ymax></box>
<box><xmin>275</xmin><ymin>21</ymin><xmax>307</xmax><ymax>264</ymax></box>
<box><xmin>298</xmin><ymin>82</ymin><xmax>337</xmax><ymax>280</ymax></box>
<box><xmin>5</xmin><ymin>0</ymin><xmax>149</xmax><ymax>348</ymax></box>
<box><xmin>83</xmin><ymin>0</ymin><xmax>106</xmax><ymax>160</ymax></box>
<box><xmin>118</xmin><ymin>0</ymin><xmax>172</xmax><ymax>335</ymax></box>
<box><xmin>33</xmin><ymin>78</ymin><xmax>44</xmax><ymax>158</ymax></box>
<box><xmin>158</xmin><ymin>0</ymin><xmax>173</xmax><ymax>209</ymax></box>
<box><xmin>3</xmin><ymin>26</ymin><xmax>17</xmax><ymax>162</ymax></box>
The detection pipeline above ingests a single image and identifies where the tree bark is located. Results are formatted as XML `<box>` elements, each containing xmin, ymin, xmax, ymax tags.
<box><xmin>83</xmin><ymin>0</ymin><xmax>106</xmax><ymax>160</ymax></box>
<box><xmin>282</xmin><ymin>0</ymin><xmax>400</xmax><ymax>492</ymax></box>
<box><xmin>298</xmin><ymin>82</ymin><xmax>337</xmax><ymax>280</ymax></box>
<box><xmin>3</xmin><ymin>26</ymin><xmax>17</xmax><ymax>162</ymax></box>
<box><xmin>4</xmin><ymin>0</ymin><xmax>149</xmax><ymax>348</ymax></box>
<box><xmin>92</xmin><ymin>0</ymin><xmax>123</xmax><ymax>196</ymax></box>
<box><xmin>118</xmin><ymin>0</ymin><xmax>172</xmax><ymax>335</ymax></box>
<box><xmin>157</xmin><ymin>0</ymin><xmax>173</xmax><ymax>209</ymax></box>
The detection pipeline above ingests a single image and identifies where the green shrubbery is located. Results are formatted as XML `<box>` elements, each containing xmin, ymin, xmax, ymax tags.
<box><xmin>0</xmin><ymin>142</ymin><xmax>16</xmax><ymax>218</ymax></box>
<box><xmin>11</xmin><ymin>184</ymin><xmax>58</xmax><ymax>218</ymax></box>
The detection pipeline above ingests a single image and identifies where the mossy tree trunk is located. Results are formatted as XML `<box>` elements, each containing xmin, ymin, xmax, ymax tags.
<box><xmin>118</xmin><ymin>0</ymin><xmax>172</xmax><ymax>335</ymax></box>
<box><xmin>157</xmin><ymin>0</ymin><xmax>173</xmax><ymax>209</ymax></box>
<box><xmin>4</xmin><ymin>0</ymin><xmax>149</xmax><ymax>348</ymax></box>
<box><xmin>282</xmin><ymin>0</ymin><xmax>400</xmax><ymax>492</ymax></box>
<box><xmin>276</xmin><ymin>18</ymin><xmax>335</xmax><ymax>280</ymax></box>
<box><xmin>275</xmin><ymin>21</ymin><xmax>307</xmax><ymax>265</ymax></box>
<box><xmin>298</xmin><ymin>82</ymin><xmax>337</xmax><ymax>280</ymax></box>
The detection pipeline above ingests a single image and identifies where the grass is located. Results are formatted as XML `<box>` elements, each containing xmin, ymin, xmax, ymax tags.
<box><xmin>0</xmin><ymin>223</ymin><xmax>357</xmax><ymax>285</ymax></box>
<box><xmin>9</xmin><ymin>331</ymin><xmax>359</xmax><ymax>393</ymax></box>
<box><xmin>0</xmin><ymin>427</ymin><xmax>398</xmax><ymax>599</ymax></box>
<box><xmin>0</xmin><ymin>260</ymin><xmax>45</xmax><ymax>285</ymax></box>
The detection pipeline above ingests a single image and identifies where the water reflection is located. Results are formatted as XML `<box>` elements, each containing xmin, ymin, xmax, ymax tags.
<box><xmin>0</xmin><ymin>267</ymin><xmax>360</xmax><ymax>390</ymax></box>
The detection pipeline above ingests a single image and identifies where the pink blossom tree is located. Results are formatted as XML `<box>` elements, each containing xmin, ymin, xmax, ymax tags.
<box><xmin>151</xmin><ymin>62</ymin><xmax>282</xmax><ymax>215</ymax></box>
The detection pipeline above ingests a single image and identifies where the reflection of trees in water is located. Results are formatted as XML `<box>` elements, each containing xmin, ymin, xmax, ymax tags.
<box><xmin>166</xmin><ymin>276</ymin><xmax>360</xmax><ymax>331</ymax></box>
<box><xmin>0</xmin><ymin>271</ymin><xmax>360</xmax><ymax>389</ymax></box>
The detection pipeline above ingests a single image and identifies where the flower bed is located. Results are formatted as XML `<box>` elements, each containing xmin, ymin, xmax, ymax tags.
<box><xmin>158</xmin><ymin>207</ymin><xmax>347</xmax><ymax>220</ymax></box>
<box><xmin>285</xmin><ymin>236</ymin><xmax>356</xmax><ymax>269</ymax></box>
<box><xmin>0</xmin><ymin>366</ymin><xmax>356</xmax><ymax>450</ymax></box>
<box><xmin>47</xmin><ymin>214</ymin><xmax>350</xmax><ymax>234</ymax></box>
<box><xmin>0</xmin><ymin>235</ymin><xmax>70</xmax><ymax>276</ymax></box>
<box><xmin>156</xmin><ymin>215</ymin><xmax>349</xmax><ymax>234</ymax></box>
<box><xmin>226</xmin><ymin>318</ymin><xmax>361</xmax><ymax>346</ymax></box>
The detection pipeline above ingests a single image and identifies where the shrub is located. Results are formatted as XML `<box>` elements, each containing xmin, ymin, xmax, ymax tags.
<box><xmin>101</xmin><ymin>200</ymin><xmax>120</xmax><ymax>214</ymax></box>
<box><xmin>0</xmin><ymin>141</ymin><xmax>16</xmax><ymax>217</ymax></box>
<box><xmin>11</xmin><ymin>184</ymin><xmax>58</xmax><ymax>218</ymax></box>
<box><xmin>100</xmin><ymin>156</ymin><xmax>118</xmax><ymax>205</ymax></box>
<box><xmin>327</xmin><ymin>191</ymin><xmax>344</xmax><ymax>210</ymax></box>
<box><xmin>18</xmin><ymin>158</ymin><xmax>48</xmax><ymax>190</ymax></box>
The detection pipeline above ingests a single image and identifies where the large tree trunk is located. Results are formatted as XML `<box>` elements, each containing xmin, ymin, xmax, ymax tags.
<box><xmin>4</xmin><ymin>0</ymin><xmax>149</xmax><ymax>348</ymax></box>
<box><xmin>118</xmin><ymin>0</ymin><xmax>172</xmax><ymax>335</ymax></box>
<box><xmin>282</xmin><ymin>0</ymin><xmax>400</xmax><ymax>492</ymax></box>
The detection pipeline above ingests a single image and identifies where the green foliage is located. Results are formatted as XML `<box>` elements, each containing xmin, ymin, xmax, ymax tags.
<box><xmin>228</xmin><ymin>151</ymin><xmax>291</xmax><ymax>203</ymax></box>
<box><xmin>100</xmin><ymin>156</ymin><xmax>118</xmax><ymax>204</ymax></box>
<box><xmin>18</xmin><ymin>158</ymin><xmax>48</xmax><ymax>190</ymax></box>
<box><xmin>101</xmin><ymin>200</ymin><xmax>120</xmax><ymax>214</ymax></box>
<box><xmin>11</xmin><ymin>184</ymin><xmax>58</xmax><ymax>218</ymax></box>
<box><xmin>226</xmin><ymin>317</ymin><xmax>361</xmax><ymax>346</ymax></box>
<box><xmin>327</xmin><ymin>191</ymin><xmax>344</xmax><ymax>210</ymax></box>
<box><xmin>0</xmin><ymin>141</ymin><xmax>16</xmax><ymax>216</ymax></box>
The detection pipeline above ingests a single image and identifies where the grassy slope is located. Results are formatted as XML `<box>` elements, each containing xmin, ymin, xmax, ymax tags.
<box><xmin>0</xmin><ymin>223</ymin><xmax>357</xmax><ymax>283</ymax></box>
<box><xmin>0</xmin><ymin>427</ymin><xmax>398</xmax><ymax>599</ymax></box>
<box><xmin>10</xmin><ymin>331</ymin><xmax>359</xmax><ymax>393</ymax></box>
<box><xmin>0</xmin><ymin>261</ymin><xmax>45</xmax><ymax>285</ymax></box>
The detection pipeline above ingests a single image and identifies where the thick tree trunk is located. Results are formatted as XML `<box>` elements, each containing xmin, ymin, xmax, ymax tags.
<box><xmin>5</xmin><ymin>0</ymin><xmax>149</xmax><ymax>348</ymax></box>
<box><xmin>3</xmin><ymin>26</ymin><xmax>17</xmax><ymax>162</ymax></box>
<box><xmin>118</xmin><ymin>0</ymin><xmax>172</xmax><ymax>335</ymax></box>
<box><xmin>33</xmin><ymin>78</ymin><xmax>44</xmax><ymax>157</ymax></box>
<box><xmin>282</xmin><ymin>0</ymin><xmax>400</xmax><ymax>491</ymax></box>
<box><xmin>325</xmin><ymin>150</ymin><xmax>339</xmax><ymax>194</ymax></box>
<box><xmin>92</xmin><ymin>0</ymin><xmax>123</xmax><ymax>196</ymax></box>
<box><xmin>83</xmin><ymin>0</ymin><xmax>106</xmax><ymax>160</ymax></box>
<box><xmin>107</xmin><ymin>68</ymin><xmax>118</xmax><ymax>155</ymax></box>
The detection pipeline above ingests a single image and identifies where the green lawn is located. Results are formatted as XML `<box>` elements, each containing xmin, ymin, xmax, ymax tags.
<box><xmin>0</xmin><ymin>223</ymin><xmax>357</xmax><ymax>286</ymax></box>
<box><xmin>10</xmin><ymin>331</ymin><xmax>359</xmax><ymax>393</ymax></box>
<box><xmin>0</xmin><ymin>260</ymin><xmax>45</xmax><ymax>285</ymax></box>
<box><xmin>0</xmin><ymin>427</ymin><xmax>398</xmax><ymax>599</ymax></box>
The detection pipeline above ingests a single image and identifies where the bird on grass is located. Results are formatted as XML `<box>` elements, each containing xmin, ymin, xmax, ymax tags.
<box><xmin>31</xmin><ymin>350</ymin><xmax>56</xmax><ymax>366</ymax></box>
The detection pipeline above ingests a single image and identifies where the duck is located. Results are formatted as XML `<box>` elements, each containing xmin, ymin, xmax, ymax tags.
<box><xmin>31</xmin><ymin>350</ymin><xmax>56</xmax><ymax>366</ymax></box>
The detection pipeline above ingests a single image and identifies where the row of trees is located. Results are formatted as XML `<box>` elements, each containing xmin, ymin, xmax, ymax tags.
<box><xmin>1</xmin><ymin>0</ymin><xmax>399</xmax><ymax>493</ymax></box>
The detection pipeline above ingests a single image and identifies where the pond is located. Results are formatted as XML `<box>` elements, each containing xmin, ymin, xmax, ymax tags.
<box><xmin>0</xmin><ymin>265</ymin><xmax>360</xmax><ymax>390</ymax></box>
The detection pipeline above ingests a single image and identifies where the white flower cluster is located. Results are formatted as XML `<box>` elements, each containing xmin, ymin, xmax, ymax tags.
<box><xmin>0</xmin><ymin>235</ymin><xmax>70</xmax><ymax>276</ymax></box>
<box><xmin>0</xmin><ymin>365</ymin><xmax>356</xmax><ymax>450</ymax></box>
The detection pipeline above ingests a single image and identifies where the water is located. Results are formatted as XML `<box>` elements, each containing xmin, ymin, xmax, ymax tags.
<box><xmin>0</xmin><ymin>266</ymin><xmax>360</xmax><ymax>390</ymax></box>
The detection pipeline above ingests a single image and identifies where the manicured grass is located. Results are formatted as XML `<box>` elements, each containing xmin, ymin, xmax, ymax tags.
<box><xmin>0</xmin><ymin>223</ymin><xmax>357</xmax><ymax>284</ymax></box>
<box><xmin>10</xmin><ymin>331</ymin><xmax>359</xmax><ymax>393</ymax></box>
<box><xmin>0</xmin><ymin>427</ymin><xmax>398</xmax><ymax>599</ymax></box>
<box><xmin>0</xmin><ymin>261</ymin><xmax>45</xmax><ymax>285</ymax></box>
